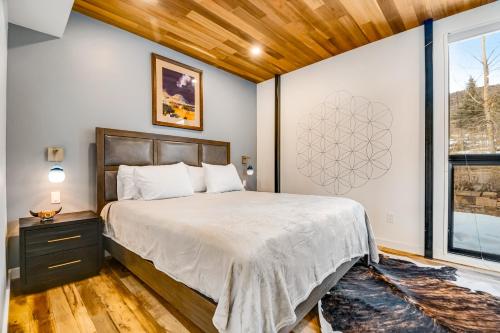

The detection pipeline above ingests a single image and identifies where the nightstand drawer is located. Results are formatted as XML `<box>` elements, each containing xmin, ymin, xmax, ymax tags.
<box><xmin>25</xmin><ymin>222</ymin><xmax>98</xmax><ymax>256</ymax></box>
<box><xmin>25</xmin><ymin>245</ymin><xmax>99</xmax><ymax>286</ymax></box>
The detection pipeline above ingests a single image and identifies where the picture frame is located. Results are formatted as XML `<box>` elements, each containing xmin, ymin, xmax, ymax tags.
<box><xmin>151</xmin><ymin>53</ymin><xmax>203</xmax><ymax>131</ymax></box>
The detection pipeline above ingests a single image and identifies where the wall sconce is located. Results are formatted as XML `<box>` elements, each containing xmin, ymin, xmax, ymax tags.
<box><xmin>47</xmin><ymin>147</ymin><xmax>65</xmax><ymax>183</ymax></box>
<box><xmin>241</xmin><ymin>155</ymin><xmax>254</xmax><ymax>188</ymax></box>
<box><xmin>246</xmin><ymin>165</ymin><xmax>254</xmax><ymax>176</ymax></box>
<box><xmin>48</xmin><ymin>165</ymin><xmax>65</xmax><ymax>183</ymax></box>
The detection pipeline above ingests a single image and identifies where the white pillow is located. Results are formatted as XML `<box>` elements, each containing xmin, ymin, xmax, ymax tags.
<box><xmin>117</xmin><ymin>165</ymin><xmax>139</xmax><ymax>200</ymax></box>
<box><xmin>134</xmin><ymin>163</ymin><xmax>194</xmax><ymax>200</ymax></box>
<box><xmin>203</xmin><ymin>163</ymin><xmax>244</xmax><ymax>193</ymax></box>
<box><xmin>185</xmin><ymin>165</ymin><xmax>206</xmax><ymax>192</ymax></box>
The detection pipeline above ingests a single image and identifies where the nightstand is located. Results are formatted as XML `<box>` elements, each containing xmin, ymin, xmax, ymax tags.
<box><xmin>19</xmin><ymin>211</ymin><xmax>103</xmax><ymax>293</ymax></box>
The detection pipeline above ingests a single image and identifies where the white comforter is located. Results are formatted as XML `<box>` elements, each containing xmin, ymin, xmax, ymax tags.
<box><xmin>101</xmin><ymin>191</ymin><xmax>378</xmax><ymax>333</ymax></box>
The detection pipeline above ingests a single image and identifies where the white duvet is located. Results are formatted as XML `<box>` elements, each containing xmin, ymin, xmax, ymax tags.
<box><xmin>101</xmin><ymin>191</ymin><xmax>378</xmax><ymax>333</ymax></box>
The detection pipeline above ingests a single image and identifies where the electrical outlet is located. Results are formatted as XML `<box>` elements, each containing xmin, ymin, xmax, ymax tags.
<box><xmin>51</xmin><ymin>191</ymin><xmax>61</xmax><ymax>204</ymax></box>
<box><xmin>386</xmin><ymin>212</ymin><xmax>395</xmax><ymax>224</ymax></box>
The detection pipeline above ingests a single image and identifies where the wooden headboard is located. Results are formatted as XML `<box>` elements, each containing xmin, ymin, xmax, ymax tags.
<box><xmin>96</xmin><ymin>127</ymin><xmax>230</xmax><ymax>213</ymax></box>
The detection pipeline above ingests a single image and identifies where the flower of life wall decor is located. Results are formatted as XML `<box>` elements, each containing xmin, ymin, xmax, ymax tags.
<box><xmin>296</xmin><ymin>91</ymin><xmax>393</xmax><ymax>195</ymax></box>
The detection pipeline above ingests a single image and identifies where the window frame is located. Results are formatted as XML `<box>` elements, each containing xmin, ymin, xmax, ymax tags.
<box><xmin>446</xmin><ymin>26</ymin><xmax>500</xmax><ymax>263</ymax></box>
<box><xmin>447</xmin><ymin>156</ymin><xmax>500</xmax><ymax>262</ymax></box>
<box><xmin>431</xmin><ymin>4</ymin><xmax>500</xmax><ymax>272</ymax></box>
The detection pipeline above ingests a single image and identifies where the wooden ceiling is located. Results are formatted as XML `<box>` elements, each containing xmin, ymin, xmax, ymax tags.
<box><xmin>73</xmin><ymin>0</ymin><xmax>494</xmax><ymax>83</ymax></box>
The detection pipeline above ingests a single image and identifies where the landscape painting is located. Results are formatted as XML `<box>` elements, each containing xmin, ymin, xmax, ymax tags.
<box><xmin>152</xmin><ymin>53</ymin><xmax>203</xmax><ymax>130</ymax></box>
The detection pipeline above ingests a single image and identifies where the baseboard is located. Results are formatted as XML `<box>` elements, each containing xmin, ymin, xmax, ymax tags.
<box><xmin>1</xmin><ymin>270</ymin><xmax>11</xmax><ymax>333</ymax></box>
<box><xmin>376</xmin><ymin>238</ymin><xmax>424</xmax><ymax>256</ymax></box>
<box><xmin>8</xmin><ymin>268</ymin><xmax>18</xmax><ymax>280</ymax></box>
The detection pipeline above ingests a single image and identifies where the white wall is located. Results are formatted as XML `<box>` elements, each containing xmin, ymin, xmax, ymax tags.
<box><xmin>257</xmin><ymin>1</ymin><xmax>500</xmax><ymax>258</ymax></box>
<box><xmin>282</xmin><ymin>28</ymin><xmax>426</xmax><ymax>255</ymax></box>
<box><xmin>258</xmin><ymin>27</ymin><xmax>426</xmax><ymax>254</ymax></box>
<box><xmin>0</xmin><ymin>0</ymin><xmax>7</xmax><ymax>328</ymax></box>
<box><xmin>257</xmin><ymin>27</ymin><xmax>424</xmax><ymax>253</ymax></box>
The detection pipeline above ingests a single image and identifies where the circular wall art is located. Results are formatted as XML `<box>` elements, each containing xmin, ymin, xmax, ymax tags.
<box><xmin>296</xmin><ymin>91</ymin><xmax>393</xmax><ymax>195</ymax></box>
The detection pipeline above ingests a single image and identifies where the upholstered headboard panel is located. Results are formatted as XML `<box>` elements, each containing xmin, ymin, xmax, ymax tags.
<box><xmin>96</xmin><ymin>128</ymin><xmax>230</xmax><ymax>212</ymax></box>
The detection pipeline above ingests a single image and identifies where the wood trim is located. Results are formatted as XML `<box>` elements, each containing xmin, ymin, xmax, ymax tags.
<box><xmin>96</xmin><ymin>127</ymin><xmax>105</xmax><ymax>216</ymax></box>
<box><xmin>96</xmin><ymin>127</ymin><xmax>230</xmax><ymax>212</ymax></box>
<box><xmin>98</xmin><ymin>127</ymin><xmax>228</xmax><ymax>146</ymax></box>
<box><xmin>274</xmin><ymin>74</ymin><xmax>281</xmax><ymax>193</ymax></box>
<box><xmin>73</xmin><ymin>0</ymin><xmax>493</xmax><ymax>83</ymax></box>
<box><xmin>151</xmin><ymin>53</ymin><xmax>203</xmax><ymax>131</ymax></box>
<box><xmin>104</xmin><ymin>166</ymin><xmax>119</xmax><ymax>172</ymax></box>
<box><xmin>424</xmin><ymin>19</ymin><xmax>433</xmax><ymax>259</ymax></box>
<box><xmin>197</xmin><ymin>144</ymin><xmax>202</xmax><ymax>167</ymax></box>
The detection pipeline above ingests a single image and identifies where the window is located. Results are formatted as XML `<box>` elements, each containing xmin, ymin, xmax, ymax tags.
<box><xmin>448</xmin><ymin>29</ymin><xmax>500</xmax><ymax>262</ymax></box>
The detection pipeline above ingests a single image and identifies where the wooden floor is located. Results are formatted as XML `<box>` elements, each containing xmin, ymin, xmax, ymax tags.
<box><xmin>8</xmin><ymin>259</ymin><xmax>319</xmax><ymax>333</ymax></box>
<box><xmin>9</xmin><ymin>248</ymin><xmax>500</xmax><ymax>333</ymax></box>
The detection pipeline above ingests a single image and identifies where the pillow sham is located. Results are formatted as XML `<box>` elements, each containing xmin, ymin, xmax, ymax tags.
<box><xmin>185</xmin><ymin>165</ymin><xmax>206</xmax><ymax>192</ymax></box>
<box><xmin>202</xmin><ymin>163</ymin><xmax>244</xmax><ymax>193</ymax></box>
<box><xmin>134</xmin><ymin>163</ymin><xmax>194</xmax><ymax>200</ymax></box>
<box><xmin>117</xmin><ymin>165</ymin><xmax>138</xmax><ymax>201</ymax></box>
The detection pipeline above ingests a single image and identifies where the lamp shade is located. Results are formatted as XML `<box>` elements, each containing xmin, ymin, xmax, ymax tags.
<box><xmin>246</xmin><ymin>165</ymin><xmax>254</xmax><ymax>176</ymax></box>
<box><xmin>48</xmin><ymin>165</ymin><xmax>65</xmax><ymax>183</ymax></box>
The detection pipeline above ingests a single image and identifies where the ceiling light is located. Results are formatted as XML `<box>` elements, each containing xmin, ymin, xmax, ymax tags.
<box><xmin>250</xmin><ymin>46</ymin><xmax>262</xmax><ymax>56</ymax></box>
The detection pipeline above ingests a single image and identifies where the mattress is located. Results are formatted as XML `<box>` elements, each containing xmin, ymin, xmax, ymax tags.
<box><xmin>101</xmin><ymin>191</ymin><xmax>378</xmax><ymax>333</ymax></box>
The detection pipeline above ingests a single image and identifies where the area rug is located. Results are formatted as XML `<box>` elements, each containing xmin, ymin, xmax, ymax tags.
<box><xmin>319</xmin><ymin>255</ymin><xmax>500</xmax><ymax>332</ymax></box>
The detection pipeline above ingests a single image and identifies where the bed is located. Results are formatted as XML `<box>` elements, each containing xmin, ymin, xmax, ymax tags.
<box><xmin>96</xmin><ymin>127</ymin><xmax>378</xmax><ymax>333</ymax></box>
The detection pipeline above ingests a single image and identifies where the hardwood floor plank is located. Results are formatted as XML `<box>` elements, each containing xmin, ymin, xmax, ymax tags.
<box><xmin>292</xmin><ymin>308</ymin><xmax>320</xmax><ymax>333</ymax></box>
<box><xmin>30</xmin><ymin>293</ymin><xmax>55</xmax><ymax>333</ymax></box>
<box><xmin>61</xmin><ymin>284</ymin><xmax>97</xmax><ymax>333</ymax></box>
<box><xmin>107</xmin><ymin>260</ymin><xmax>203</xmax><ymax>333</ymax></box>
<box><xmin>120</xmin><ymin>275</ymin><xmax>192</xmax><ymax>333</ymax></box>
<box><xmin>100</xmin><ymin>264</ymin><xmax>168</xmax><ymax>332</ymax></box>
<box><xmin>47</xmin><ymin>287</ymin><xmax>83</xmax><ymax>333</ymax></box>
<box><xmin>90</xmin><ymin>273</ymin><xmax>150</xmax><ymax>332</ymax></box>
<box><xmin>75</xmin><ymin>278</ymin><xmax>120</xmax><ymax>333</ymax></box>
<box><xmin>8</xmin><ymin>294</ymin><xmax>32</xmax><ymax>333</ymax></box>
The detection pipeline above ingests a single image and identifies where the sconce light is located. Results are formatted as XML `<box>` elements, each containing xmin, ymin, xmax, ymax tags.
<box><xmin>241</xmin><ymin>155</ymin><xmax>254</xmax><ymax>188</ymax></box>
<box><xmin>47</xmin><ymin>147</ymin><xmax>65</xmax><ymax>183</ymax></box>
<box><xmin>48</xmin><ymin>165</ymin><xmax>65</xmax><ymax>183</ymax></box>
<box><xmin>246</xmin><ymin>164</ymin><xmax>254</xmax><ymax>176</ymax></box>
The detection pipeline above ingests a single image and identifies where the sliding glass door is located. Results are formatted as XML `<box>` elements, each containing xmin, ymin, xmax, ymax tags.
<box><xmin>448</xmin><ymin>29</ymin><xmax>500</xmax><ymax>262</ymax></box>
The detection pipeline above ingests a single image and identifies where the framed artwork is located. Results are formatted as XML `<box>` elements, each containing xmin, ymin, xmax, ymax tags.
<box><xmin>151</xmin><ymin>53</ymin><xmax>203</xmax><ymax>131</ymax></box>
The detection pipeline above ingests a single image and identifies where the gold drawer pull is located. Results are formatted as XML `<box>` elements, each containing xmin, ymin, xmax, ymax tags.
<box><xmin>48</xmin><ymin>259</ymin><xmax>82</xmax><ymax>270</ymax></box>
<box><xmin>47</xmin><ymin>235</ymin><xmax>81</xmax><ymax>243</ymax></box>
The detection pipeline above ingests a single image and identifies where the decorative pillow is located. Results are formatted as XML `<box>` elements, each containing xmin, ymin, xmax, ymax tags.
<box><xmin>134</xmin><ymin>163</ymin><xmax>194</xmax><ymax>200</ymax></box>
<box><xmin>186</xmin><ymin>164</ymin><xmax>206</xmax><ymax>192</ymax></box>
<box><xmin>202</xmin><ymin>163</ymin><xmax>244</xmax><ymax>193</ymax></box>
<box><xmin>117</xmin><ymin>165</ymin><xmax>138</xmax><ymax>200</ymax></box>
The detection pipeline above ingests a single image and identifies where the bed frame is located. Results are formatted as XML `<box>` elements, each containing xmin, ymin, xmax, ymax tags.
<box><xmin>96</xmin><ymin>127</ymin><xmax>359</xmax><ymax>332</ymax></box>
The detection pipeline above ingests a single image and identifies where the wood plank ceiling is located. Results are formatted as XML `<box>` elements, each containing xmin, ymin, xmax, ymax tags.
<box><xmin>73</xmin><ymin>0</ymin><xmax>494</xmax><ymax>83</ymax></box>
